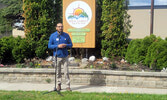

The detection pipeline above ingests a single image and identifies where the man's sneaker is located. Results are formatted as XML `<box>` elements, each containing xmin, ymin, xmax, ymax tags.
<box><xmin>57</xmin><ymin>84</ymin><xmax>61</xmax><ymax>91</ymax></box>
<box><xmin>66</xmin><ymin>87</ymin><xmax>72</xmax><ymax>91</ymax></box>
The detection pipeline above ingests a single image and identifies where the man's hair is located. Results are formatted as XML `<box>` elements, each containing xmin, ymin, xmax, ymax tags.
<box><xmin>56</xmin><ymin>23</ymin><xmax>63</xmax><ymax>27</ymax></box>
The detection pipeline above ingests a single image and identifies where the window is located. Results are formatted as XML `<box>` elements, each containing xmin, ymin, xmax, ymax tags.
<box><xmin>128</xmin><ymin>0</ymin><xmax>167</xmax><ymax>9</ymax></box>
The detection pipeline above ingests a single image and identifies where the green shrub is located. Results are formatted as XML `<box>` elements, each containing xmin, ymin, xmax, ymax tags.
<box><xmin>35</xmin><ymin>37</ymin><xmax>49</xmax><ymax>59</ymax></box>
<box><xmin>0</xmin><ymin>36</ymin><xmax>15</xmax><ymax>63</ymax></box>
<box><xmin>145</xmin><ymin>40</ymin><xmax>167</xmax><ymax>70</ymax></box>
<box><xmin>125</xmin><ymin>39</ymin><xmax>142</xmax><ymax>64</ymax></box>
<box><xmin>12</xmin><ymin>37</ymin><xmax>26</xmax><ymax>63</ymax></box>
<box><xmin>101</xmin><ymin>0</ymin><xmax>131</xmax><ymax>58</ymax></box>
<box><xmin>12</xmin><ymin>37</ymin><xmax>35</xmax><ymax>63</ymax></box>
<box><xmin>125</xmin><ymin>35</ymin><xmax>161</xmax><ymax>64</ymax></box>
<box><xmin>165</xmin><ymin>37</ymin><xmax>167</xmax><ymax>41</ymax></box>
<box><xmin>16</xmin><ymin>63</ymin><xmax>26</xmax><ymax>68</ymax></box>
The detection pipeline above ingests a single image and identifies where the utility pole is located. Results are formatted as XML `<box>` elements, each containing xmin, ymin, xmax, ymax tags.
<box><xmin>150</xmin><ymin>0</ymin><xmax>154</xmax><ymax>35</ymax></box>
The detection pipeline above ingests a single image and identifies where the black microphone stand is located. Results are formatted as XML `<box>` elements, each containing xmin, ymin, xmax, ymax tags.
<box><xmin>53</xmin><ymin>51</ymin><xmax>58</xmax><ymax>91</ymax></box>
<box><xmin>43</xmin><ymin>49</ymin><xmax>59</xmax><ymax>94</ymax></box>
<box><xmin>43</xmin><ymin>35</ymin><xmax>63</xmax><ymax>96</ymax></box>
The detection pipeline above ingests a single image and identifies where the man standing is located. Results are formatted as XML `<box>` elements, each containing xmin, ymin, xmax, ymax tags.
<box><xmin>48</xmin><ymin>23</ymin><xmax>73</xmax><ymax>91</ymax></box>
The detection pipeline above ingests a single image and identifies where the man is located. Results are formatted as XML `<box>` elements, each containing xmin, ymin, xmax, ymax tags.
<box><xmin>48</xmin><ymin>23</ymin><xmax>73</xmax><ymax>91</ymax></box>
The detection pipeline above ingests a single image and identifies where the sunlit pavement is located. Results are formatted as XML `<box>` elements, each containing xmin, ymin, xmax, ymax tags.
<box><xmin>0</xmin><ymin>82</ymin><xmax>167</xmax><ymax>94</ymax></box>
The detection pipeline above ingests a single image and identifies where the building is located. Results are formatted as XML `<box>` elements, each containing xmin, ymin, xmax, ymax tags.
<box><xmin>128</xmin><ymin>0</ymin><xmax>167</xmax><ymax>39</ymax></box>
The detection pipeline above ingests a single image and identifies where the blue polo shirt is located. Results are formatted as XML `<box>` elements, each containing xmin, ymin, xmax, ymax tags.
<box><xmin>48</xmin><ymin>31</ymin><xmax>73</xmax><ymax>58</ymax></box>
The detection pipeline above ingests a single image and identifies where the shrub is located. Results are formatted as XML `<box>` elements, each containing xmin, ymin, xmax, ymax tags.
<box><xmin>12</xmin><ymin>37</ymin><xmax>35</xmax><ymax>63</ymax></box>
<box><xmin>12</xmin><ymin>37</ymin><xmax>26</xmax><ymax>63</ymax></box>
<box><xmin>145</xmin><ymin>40</ymin><xmax>167</xmax><ymax>70</ymax></box>
<box><xmin>35</xmin><ymin>38</ymin><xmax>49</xmax><ymax>59</ymax></box>
<box><xmin>0</xmin><ymin>36</ymin><xmax>15</xmax><ymax>63</ymax></box>
<box><xmin>101</xmin><ymin>0</ymin><xmax>131</xmax><ymax>58</ymax></box>
<box><xmin>125</xmin><ymin>35</ymin><xmax>161</xmax><ymax>64</ymax></box>
<box><xmin>125</xmin><ymin>39</ymin><xmax>142</xmax><ymax>64</ymax></box>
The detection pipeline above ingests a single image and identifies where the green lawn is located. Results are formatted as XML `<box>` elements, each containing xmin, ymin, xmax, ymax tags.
<box><xmin>0</xmin><ymin>90</ymin><xmax>167</xmax><ymax>100</ymax></box>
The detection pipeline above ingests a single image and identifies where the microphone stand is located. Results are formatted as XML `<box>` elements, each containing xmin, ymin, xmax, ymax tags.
<box><xmin>43</xmin><ymin>35</ymin><xmax>63</xmax><ymax>96</ymax></box>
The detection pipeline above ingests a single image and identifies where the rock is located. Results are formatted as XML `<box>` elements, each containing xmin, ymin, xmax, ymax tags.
<box><xmin>103</xmin><ymin>57</ymin><xmax>109</xmax><ymax>62</ymax></box>
<box><xmin>121</xmin><ymin>59</ymin><xmax>125</xmax><ymax>63</ymax></box>
<box><xmin>161</xmin><ymin>68</ymin><xmax>167</xmax><ymax>72</ymax></box>
<box><xmin>46</xmin><ymin>56</ymin><xmax>53</xmax><ymax>61</ymax></box>
<box><xmin>89</xmin><ymin>56</ymin><xmax>96</xmax><ymax>62</ymax></box>
<box><xmin>82</xmin><ymin>58</ymin><xmax>88</xmax><ymax>64</ymax></box>
<box><xmin>97</xmin><ymin>61</ymin><xmax>103</xmax><ymax>64</ymax></box>
<box><xmin>68</xmin><ymin>57</ymin><xmax>75</xmax><ymax>62</ymax></box>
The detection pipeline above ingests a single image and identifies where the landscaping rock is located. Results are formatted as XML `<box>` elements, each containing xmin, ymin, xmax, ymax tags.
<box><xmin>68</xmin><ymin>57</ymin><xmax>75</xmax><ymax>62</ymax></box>
<box><xmin>121</xmin><ymin>59</ymin><xmax>125</xmax><ymax>63</ymax></box>
<box><xmin>103</xmin><ymin>57</ymin><xmax>109</xmax><ymax>62</ymax></box>
<box><xmin>46</xmin><ymin>56</ymin><xmax>53</xmax><ymax>61</ymax></box>
<box><xmin>89</xmin><ymin>56</ymin><xmax>96</xmax><ymax>62</ymax></box>
<box><xmin>82</xmin><ymin>58</ymin><xmax>88</xmax><ymax>64</ymax></box>
<box><xmin>161</xmin><ymin>68</ymin><xmax>167</xmax><ymax>72</ymax></box>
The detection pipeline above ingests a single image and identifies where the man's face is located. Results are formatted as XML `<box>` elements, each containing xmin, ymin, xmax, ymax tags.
<box><xmin>56</xmin><ymin>23</ymin><xmax>63</xmax><ymax>34</ymax></box>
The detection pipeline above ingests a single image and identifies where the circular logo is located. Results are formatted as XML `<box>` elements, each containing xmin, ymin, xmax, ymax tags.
<box><xmin>65</xmin><ymin>1</ymin><xmax>92</xmax><ymax>28</ymax></box>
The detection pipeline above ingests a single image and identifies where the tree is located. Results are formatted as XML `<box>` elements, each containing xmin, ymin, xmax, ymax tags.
<box><xmin>23</xmin><ymin>0</ymin><xmax>61</xmax><ymax>58</ymax></box>
<box><xmin>101</xmin><ymin>0</ymin><xmax>131</xmax><ymax>59</ymax></box>
<box><xmin>0</xmin><ymin>0</ymin><xmax>23</xmax><ymax>34</ymax></box>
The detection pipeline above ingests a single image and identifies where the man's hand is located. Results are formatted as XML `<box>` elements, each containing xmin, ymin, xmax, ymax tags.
<box><xmin>58</xmin><ymin>44</ymin><xmax>67</xmax><ymax>48</ymax></box>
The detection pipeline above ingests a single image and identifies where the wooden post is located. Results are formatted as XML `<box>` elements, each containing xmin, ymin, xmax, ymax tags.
<box><xmin>150</xmin><ymin>0</ymin><xmax>154</xmax><ymax>35</ymax></box>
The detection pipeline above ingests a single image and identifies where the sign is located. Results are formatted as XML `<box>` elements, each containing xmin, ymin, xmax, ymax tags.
<box><xmin>63</xmin><ymin>0</ymin><xmax>95</xmax><ymax>48</ymax></box>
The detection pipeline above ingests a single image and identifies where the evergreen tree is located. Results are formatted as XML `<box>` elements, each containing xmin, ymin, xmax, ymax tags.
<box><xmin>23</xmin><ymin>0</ymin><xmax>61</xmax><ymax>58</ymax></box>
<box><xmin>101</xmin><ymin>0</ymin><xmax>131</xmax><ymax>59</ymax></box>
<box><xmin>0</xmin><ymin>0</ymin><xmax>23</xmax><ymax>34</ymax></box>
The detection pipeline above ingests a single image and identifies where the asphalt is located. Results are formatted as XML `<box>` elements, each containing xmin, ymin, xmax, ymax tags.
<box><xmin>0</xmin><ymin>82</ymin><xmax>167</xmax><ymax>94</ymax></box>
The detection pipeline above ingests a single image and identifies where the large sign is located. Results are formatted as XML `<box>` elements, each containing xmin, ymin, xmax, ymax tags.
<box><xmin>63</xmin><ymin>0</ymin><xmax>95</xmax><ymax>48</ymax></box>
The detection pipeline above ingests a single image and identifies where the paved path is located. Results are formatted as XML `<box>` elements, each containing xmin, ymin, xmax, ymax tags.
<box><xmin>0</xmin><ymin>82</ymin><xmax>167</xmax><ymax>94</ymax></box>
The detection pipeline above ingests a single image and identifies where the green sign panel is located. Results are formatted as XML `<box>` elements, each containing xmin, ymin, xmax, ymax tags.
<box><xmin>68</xmin><ymin>28</ymin><xmax>90</xmax><ymax>43</ymax></box>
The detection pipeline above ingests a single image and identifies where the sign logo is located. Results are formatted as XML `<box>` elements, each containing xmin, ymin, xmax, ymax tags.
<box><xmin>65</xmin><ymin>1</ymin><xmax>92</xmax><ymax>28</ymax></box>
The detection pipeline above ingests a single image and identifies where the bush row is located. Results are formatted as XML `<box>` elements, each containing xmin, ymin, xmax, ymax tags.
<box><xmin>125</xmin><ymin>35</ymin><xmax>167</xmax><ymax>70</ymax></box>
<box><xmin>0</xmin><ymin>36</ymin><xmax>49</xmax><ymax>63</ymax></box>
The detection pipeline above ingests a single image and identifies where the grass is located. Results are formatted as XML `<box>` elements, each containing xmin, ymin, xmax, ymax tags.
<box><xmin>0</xmin><ymin>91</ymin><xmax>167</xmax><ymax>100</ymax></box>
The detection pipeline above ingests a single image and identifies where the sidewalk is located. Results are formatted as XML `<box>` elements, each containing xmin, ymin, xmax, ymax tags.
<box><xmin>0</xmin><ymin>82</ymin><xmax>167</xmax><ymax>94</ymax></box>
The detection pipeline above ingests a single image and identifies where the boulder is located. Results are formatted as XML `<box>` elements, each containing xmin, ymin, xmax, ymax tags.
<box><xmin>68</xmin><ymin>57</ymin><xmax>75</xmax><ymax>62</ymax></box>
<box><xmin>89</xmin><ymin>56</ymin><xmax>96</xmax><ymax>62</ymax></box>
<box><xmin>46</xmin><ymin>56</ymin><xmax>53</xmax><ymax>61</ymax></box>
<box><xmin>82</xmin><ymin>58</ymin><xmax>88</xmax><ymax>63</ymax></box>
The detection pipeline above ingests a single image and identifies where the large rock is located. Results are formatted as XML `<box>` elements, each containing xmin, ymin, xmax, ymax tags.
<box><xmin>68</xmin><ymin>57</ymin><xmax>75</xmax><ymax>62</ymax></box>
<box><xmin>82</xmin><ymin>58</ymin><xmax>88</xmax><ymax>64</ymax></box>
<box><xmin>46</xmin><ymin>56</ymin><xmax>53</xmax><ymax>61</ymax></box>
<box><xmin>89</xmin><ymin>56</ymin><xmax>96</xmax><ymax>62</ymax></box>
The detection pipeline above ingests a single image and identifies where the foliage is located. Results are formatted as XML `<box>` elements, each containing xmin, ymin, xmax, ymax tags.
<box><xmin>93</xmin><ymin>0</ymin><xmax>103</xmax><ymax>58</ymax></box>
<box><xmin>125</xmin><ymin>35</ymin><xmax>159</xmax><ymax>64</ymax></box>
<box><xmin>35</xmin><ymin>36</ymin><xmax>49</xmax><ymax>59</ymax></box>
<box><xmin>0</xmin><ymin>91</ymin><xmax>167</xmax><ymax>100</ymax></box>
<box><xmin>0</xmin><ymin>36</ymin><xmax>15</xmax><ymax>63</ymax></box>
<box><xmin>12</xmin><ymin>36</ymin><xmax>31</xmax><ymax>63</ymax></box>
<box><xmin>125</xmin><ymin>39</ymin><xmax>142</xmax><ymax>64</ymax></box>
<box><xmin>23</xmin><ymin>0</ymin><xmax>55</xmax><ymax>41</ymax></box>
<box><xmin>0</xmin><ymin>0</ymin><xmax>23</xmax><ymax>34</ymax></box>
<box><xmin>101</xmin><ymin>0</ymin><xmax>131</xmax><ymax>59</ymax></box>
<box><xmin>145</xmin><ymin>40</ymin><xmax>167</xmax><ymax>70</ymax></box>
<box><xmin>16</xmin><ymin>63</ymin><xmax>26</xmax><ymax>68</ymax></box>
<box><xmin>125</xmin><ymin>35</ymin><xmax>167</xmax><ymax>70</ymax></box>
<box><xmin>23</xmin><ymin>0</ymin><xmax>60</xmax><ymax>59</ymax></box>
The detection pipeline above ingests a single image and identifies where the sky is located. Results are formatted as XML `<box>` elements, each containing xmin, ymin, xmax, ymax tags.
<box><xmin>129</xmin><ymin>0</ymin><xmax>167</xmax><ymax>6</ymax></box>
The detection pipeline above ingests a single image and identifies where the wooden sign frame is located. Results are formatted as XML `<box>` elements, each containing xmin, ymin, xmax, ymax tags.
<box><xmin>63</xmin><ymin>0</ymin><xmax>96</xmax><ymax>48</ymax></box>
